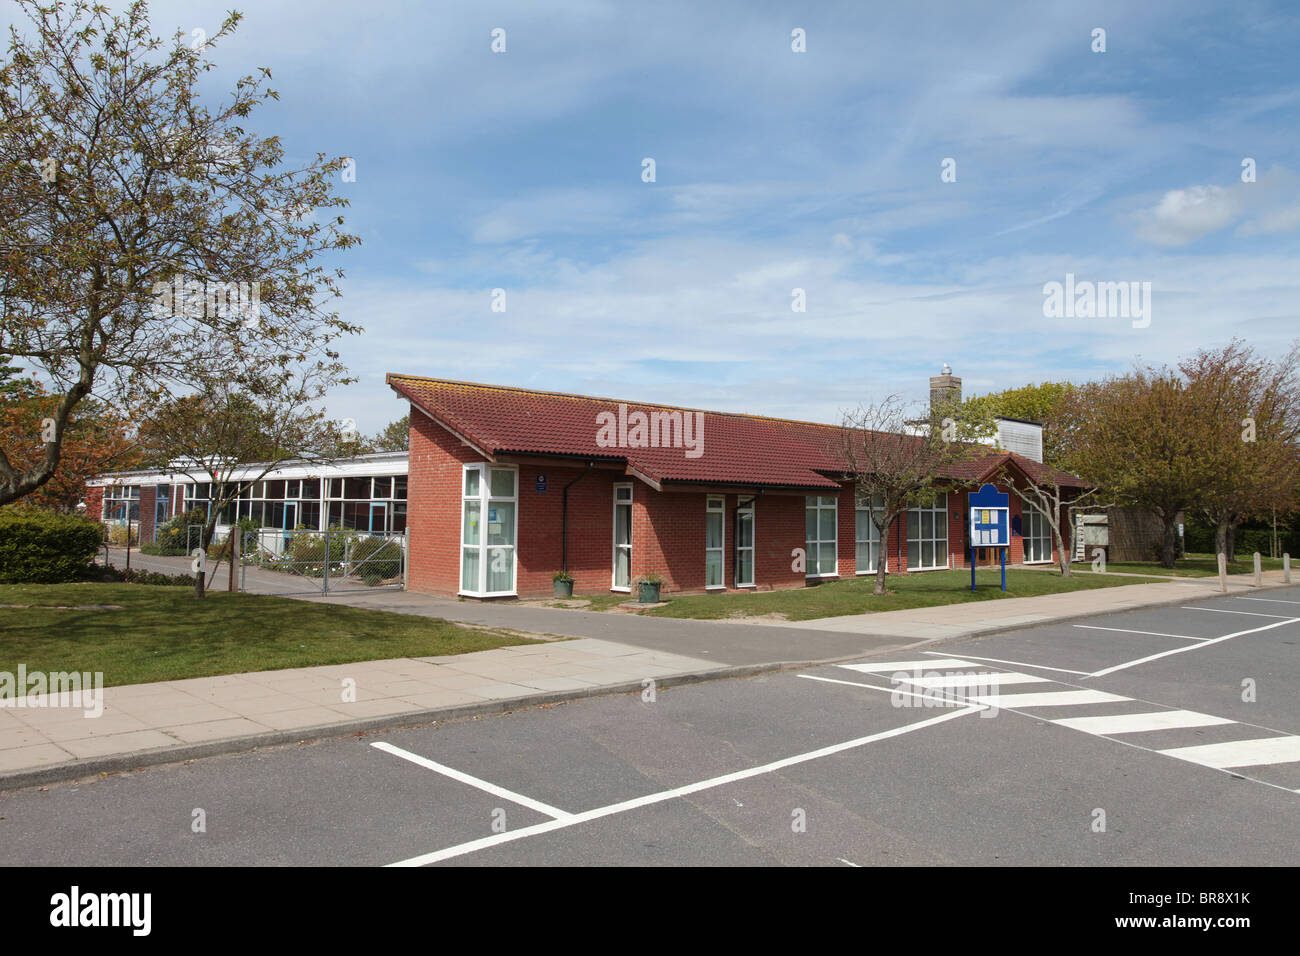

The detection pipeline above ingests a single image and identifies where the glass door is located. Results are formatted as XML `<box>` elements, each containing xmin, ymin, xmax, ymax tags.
<box><xmin>735</xmin><ymin>499</ymin><xmax>754</xmax><ymax>587</ymax></box>
<box><xmin>369</xmin><ymin>502</ymin><xmax>388</xmax><ymax>534</ymax></box>
<box><xmin>612</xmin><ymin>484</ymin><xmax>632</xmax><ymax>590</ymax></box>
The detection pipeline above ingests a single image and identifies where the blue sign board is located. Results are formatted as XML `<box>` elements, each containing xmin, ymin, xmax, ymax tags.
<box><xmin>535</xmin><ymin>474</ymin><xmax>547</xmax><ymax>493</ymax></box>
<box><xmin>968</xmin><ymin>483</ymin><xmax>1010</xmax><ymax>592</ymax></box>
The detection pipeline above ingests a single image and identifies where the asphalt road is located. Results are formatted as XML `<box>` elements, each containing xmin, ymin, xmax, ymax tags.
<box><xmin>2</xmin><ymin>587</ymin><xmax>1298</xmax><ymax>866</ymax></box>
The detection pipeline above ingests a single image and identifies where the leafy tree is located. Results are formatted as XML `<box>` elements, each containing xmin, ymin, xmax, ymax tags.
<box><xmin>962</xmin><ymin>381</ymin><xmax>1074</xmax><ymax>468</ymax></box>
<box><xmin>840</xmin><ymin>394</ymin><xmax>982</xmax><ymax>595</ymax></box>
<box><xmin>0</xmin><ymin>0</ymin><xmax>359</xmax><ymax>506</ymax></box>
<box><xmin>371</xmin><ymin>414</ymin><xmax>409</xmax><ymax>452</ymax></box>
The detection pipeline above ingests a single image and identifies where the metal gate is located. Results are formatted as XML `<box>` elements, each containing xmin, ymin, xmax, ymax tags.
<box><xmin>238</xmin><ymin>527</ymin><xmax>407</xmax><ymax>595</ymax></box>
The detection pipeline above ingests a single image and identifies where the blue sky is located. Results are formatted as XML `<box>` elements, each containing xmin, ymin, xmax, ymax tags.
<box><xmin>12</xmin><ymin>0</ymin><xmax>1300</xmax><ymax>432</ymax></box>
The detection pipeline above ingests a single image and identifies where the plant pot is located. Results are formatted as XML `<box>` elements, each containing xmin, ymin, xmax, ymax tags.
<box><xmin>553</xmin><ymin>579</ymin><xmax>574</xmax><ymax>598</ymax></box>
<box><xmin>638</xmin><ymin>582</ymin><xmax>661</xmax><ymax>603</ymax></box>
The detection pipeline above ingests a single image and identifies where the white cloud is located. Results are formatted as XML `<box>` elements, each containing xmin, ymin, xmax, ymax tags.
<box><xmin>1136</xmin><ymin>185</ymin><xmax>1241</xmax><ymax>245</ymax></box>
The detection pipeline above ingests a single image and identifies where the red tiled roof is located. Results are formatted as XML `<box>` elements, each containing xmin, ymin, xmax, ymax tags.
<box><xmin>387</xmin><ymin>375</ymin><xmax>1086</xmax><ymax>491</ymax></box>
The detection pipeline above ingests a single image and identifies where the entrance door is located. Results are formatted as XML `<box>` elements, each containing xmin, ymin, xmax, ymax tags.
<box><xmin>369</xmin><ymin>502</ymin><xmax>388</xmax><ymax>534</ymax></box>
<box><xmin>612</xmin><ymin>484</ymin><xmax>632</xmax><ymax>590</ymax></box>
<box><xmin>283</xmin><ymin>500</ymin><xmax>298</xmax><ymax>550</ymax></box>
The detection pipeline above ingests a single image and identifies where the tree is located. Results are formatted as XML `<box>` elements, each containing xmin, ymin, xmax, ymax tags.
<box><xmin>992</xmin><ymin>464</ymin><xmax>1093</xmax><ymax>577</ymax></box>
<box><xmin>963</xmin><ymin>381</ymin><xmax>1075</xmax><ymax>468</ymax></box>
<box><xmin>1180</xmin><ymin>340</ymin><xmax>1300</xmax><ymax>558</ymax></box>
<box><xmin>839</xmin><ymin>395</ymin><xmax>982</xmax><ymax>595</ymax></box>
<box><xmin>1057</xmin><ymin>367</ymin><xmax>1218</xmax><ymax>568</ymax></box>
<box><xmin>135</xmin><ymin>370</ymin><xmax>363</xmax><ymax>597</ymax></box>
<box><xmin>1</xmin><ymin>0</ymin><xmax>359</xmax><ymax>506</ymax></box>
<box><xmin>0</xmin><ymin>355</ymin><xmax>138</xmax><ymax>510</ymax></box>
<box><xmin>371</xmin><ymin>414</ymin><xmax>409</xmax><ymax>453</ymax></box>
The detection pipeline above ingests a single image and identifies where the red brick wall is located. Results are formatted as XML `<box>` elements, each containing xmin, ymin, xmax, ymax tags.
<box><xmin>407</xmin><ymin>409</ymin><xmax>484</xmax><ymax>595</ymax></box>
<box><xmin>139</xmin><ymin>485</ymin><xmax>157</xmax><ymax>543</ymax></box>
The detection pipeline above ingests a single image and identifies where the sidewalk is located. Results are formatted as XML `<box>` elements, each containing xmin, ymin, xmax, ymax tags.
<box><xmin>0</xmin><ymin>638</ymin><xmax>730</xmax><ymax>790</ymax></box>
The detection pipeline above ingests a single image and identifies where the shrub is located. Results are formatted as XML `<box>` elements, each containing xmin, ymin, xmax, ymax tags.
<box><xmin>85</xmin><ymin>565</ymin><xmax>194</xmax><ymax>586</ymax></box>
<box><xmin>351</xmin><ymin>535</ymin><xmax>402</xmax><ymax>582</ymax></box>
<box><xmin>107</xmin><ymin>522</ymin><xmax>138</xmax><ymax>547</ymax></box>
<box><xmin>153</xmin><ymin>507</ymin><xmax>208</xmax><ymax>555</ymax></box>
<box><xmin>0</xmin><ymin>510</ymin><xmax>105</xmax><ymax>583</ymax></box>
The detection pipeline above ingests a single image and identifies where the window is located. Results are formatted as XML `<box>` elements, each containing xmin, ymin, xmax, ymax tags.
<box><xmin>461</xmin><ymin>464</ymin><xmax>517</xmax><ymax>596</ymax></box>
<box><xmin>103</xmin><ymin>484</ymin><xmax>141</xmax><ymax>522</ymax></box>
<box><xmin>705</xmin><ymin>497</ymin><xmax>725</xmax><ymax>589</ymax></box>
<box><xmin>805</xmin><ymin>495</ymin><xmax>838</xmax><ymax>577</ymax></box>
<box><xmin>612</xmin><ymin>484</ymin><xmax>633</xmax><ymax>591</ymax></box>
<box><xmin>906</xmin><ymin>494</ymin><xmax>948</xmax><ymax>570</ymax></box>
<box><xmin>735</xmin><ymin>498</ymin><xmax>755</xmax><ymax>588</ymax></box>
<box><xmin>1022</xmin><ymin>500</ymin><xmax>1053</xmax><ymax>563</ymax></box>
<box><xmin>855</xmin><ymin>494</ymin><xmax>885</xmax><ymax>574</ymax></box>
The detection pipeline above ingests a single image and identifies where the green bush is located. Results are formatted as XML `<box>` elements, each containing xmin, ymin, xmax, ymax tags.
<box><xmin>351</xmin><ymin>535</ymin><xmax>402</xmax><ymax>582</ymax></box>
<box><xmin>85</xmin><ymin>564</ymin><xmax>194</xmax><ymax>586</ymax></box>
<box><xmin>0</xmin><ymin>510</ymin><xmax>105</xmax><ymax>583</ymax></box>
<box><xmin>153</xmin><ymin>507</ymin><xmax>208</xmax><ymax>555</ymax></box>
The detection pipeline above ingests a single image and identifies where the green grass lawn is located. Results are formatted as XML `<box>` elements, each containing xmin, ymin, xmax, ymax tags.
<box><xmin>0</xmin><ymin>582</ymin><xmax>541</xmax><ymax>687</ymax></box>
<box><xmin>1071</xmin><ymin>551</ymin><xmax>1287</xmax><ymax>578</ymax></box>
<box><xmin>561</xmin><ymin>568</ymin><xmax>1168</xmax><ymax>621</ymax></box>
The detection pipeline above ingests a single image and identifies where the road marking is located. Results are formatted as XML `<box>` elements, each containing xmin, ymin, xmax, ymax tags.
<box><xmin>1051</xmin><ymin>710</ymin><xmax>1235</xmax><ymax>735</ymax></box>
<box><xmin>966</xmin><ymin>689</ymin><xmax>1129</xmax><ymax>707</ymax></box>
<box><xmin>1159</xmin><ymin>736</ymin><xmax>1300</xmax><ymax>769</ymax></box>
<box><xmin>386</xmin><ymin>705</ymin><xmax>983</xmax><ymax>866</ymax></box>
<box><xmin>924</xmin><ymin>652</ymin><xmax>1091</xmax><ymax>676</ymax></box>
<box><xmin>837</xmin><ymin>858</ymin><xmax>861</xmax><ymax>867</ymax></box>
<box><xmin>897</xmin><ymin>672</ymin><xmax>1048</xmax><ymax>688</ymax></box>
<box><xmin>1088</xmin><ymin>617</ymin><xmax>1300</xmax><ymax>678</ymax></box>
<box><xmin>371</xmin><ymin>742</ymin><xmax>575</xmax><ymax>821</ymax></box>
<box><xmin>1235</xmin><ymin>597</ymin><xmax>1300</xmax><ymax>605</ymax></box>
<box><xmin>1073</xmin><ymin>624</ymin><xmax>1207</xmax><ymax>642</ymax></box>
<box><xmin>840</xmin><ymin>659</ymin><xmax>975</xmax><ymax>673</ymax></box>
<box><xmin>1181</xmin><ymin>606</ymin><xmax>1296</xmax><ymax>619</ymax></box>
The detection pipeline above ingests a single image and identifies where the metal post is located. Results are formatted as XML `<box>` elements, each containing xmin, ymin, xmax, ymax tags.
<box><xmin>1000</xmin><ymin>546</ymin><xmax>1006</xmax><ymax>592</ymax></box>
<box><xmin>1218</xmin><ymin>552</ymin><xmax>1227</xmax><ymax>593</ymax></box>
<box><xmin>1254</xmin><ymin>552</ymin><xmax>1262</xmax><ymax>587</ymax></box>
<box><xmin>322</xmin><ymin>529</ymin><xmax>330</xmax><ymax>594</ymax></box>
<box><xmin>1284</xmin><ymin>553</ymin><xmax>1291</xmax><ymax>585</ymax></box>
<box><xmin>969</xmin><ymin>545</ymin><xmax>975</xmax><ymax>592</ymax></box>
<box><xmin>229</xmin><ymin>526</ymin><xmax>238</xmax><ymax>592</ymax></box>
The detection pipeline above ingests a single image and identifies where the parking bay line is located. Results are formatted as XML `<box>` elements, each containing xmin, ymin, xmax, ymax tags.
<box><xmin>1087</xmin><ymin>617</ymin><xmax>1300</xmax><ymax>678</ymax></box>
<box><xmin>1073</xmin><ymin>624</ymin><xmax>1208</xmax><ymax>642</ymax></box>
<box><xmin>371</xmin><ymin>741</ymin><xmax>576</xmax><ymax>821</ymax></box>
<box><xmin>384</xmin><ymin>705</ymin><xmax>983</xmax><ymax>867</ymax></box>
<box><xmin>1180</xmin><ymin>606</ymin><xmax>1297</xmax><ymax>619</ymax></box>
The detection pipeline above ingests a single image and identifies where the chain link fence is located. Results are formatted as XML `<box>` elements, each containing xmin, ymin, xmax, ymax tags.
<box><xmin>238</xmin><ymin>527</ymin><xmax>406</xmax><ymax>595</ymax></box>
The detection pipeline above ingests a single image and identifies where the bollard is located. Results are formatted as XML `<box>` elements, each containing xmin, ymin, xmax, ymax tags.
<box><xmin>1218</xmin><ymin>552</ymin><xmax>1227</xmax><ymax>593</ymax></box>
<box><xmin>1285</xmin><ymin>553</ymin><xmax>1292</xmax><ymax>585</ymax></box>
<box><xmin>1253</xmin><ymin>552</ymin><xmax>1262</xmax><ymax>587</ymax></box>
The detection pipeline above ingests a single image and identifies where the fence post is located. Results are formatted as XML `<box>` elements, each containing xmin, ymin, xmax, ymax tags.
<box><xmin>1253</xmin><ymin>552</ymin><xmax>1262</xmax><ymax>587</ymax></box>
<box><xmin>1218</xmin><ymin>552</ymin><xmax>1227</xmax><ymax>593</ymax></box>
<box><xmin>403</xmin><ymin>533</ymin><xmax>409</xmax><ymax>591</ymax></box>
<box><xmin>322</xmin><ymin>529</ymin><xmax>330</xmax><ymax>594</ymax></box>
<box><xmin>1285</xmin><ymin>553</ymin><xmax>1292</xmax><ymax>585</ymax></box>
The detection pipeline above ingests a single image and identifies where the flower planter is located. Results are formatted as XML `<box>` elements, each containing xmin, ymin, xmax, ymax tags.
<box><xmin>553</xmin><ymin>579</ymin><xmax>574</xmax><ymax>598</ymax></box>
<box><xmin>637</xmin><ymin>581</ymin><xmax>661</xmax><ymax>603</ymax></box>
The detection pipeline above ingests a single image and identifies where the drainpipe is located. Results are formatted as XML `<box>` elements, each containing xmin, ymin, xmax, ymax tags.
<box><xmin>561</xmin><ymin>462</ymin><xmax>595</xmax><ymax>573</ymax></box>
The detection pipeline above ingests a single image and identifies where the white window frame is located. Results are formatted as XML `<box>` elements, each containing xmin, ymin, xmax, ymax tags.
<box><xmin>735</xmin><ymin>498</ymin><xmax>755</xmax><ymax>588</ymax></box>
<box><xmin>705</xmin><ymin>496</ymin><xmax>725</xmax><ymax>590</ymax></box>
<box><xmin>906</xmin><ymin>494</ymin><xmax>949</xmax><ymax>571</ymax></box>
<box><xmin>855</xmin><ymin>494</ymin><xmax>886</xmax><ymax>575</ymax></box>
<box><xmin>459</xmin><ymin>463</ymin><xmax>519</xmax><ymax>597</ymax></box>
<box><xmin>1022</xmin><ymin>499</ymin><xmax>1053</xmax><ymax>564</ymax></box>
<box><xmin>805</xmin><ymin>495</ymin><xmax>839</xmax><ymax>578</ymax></box>
<box><xmin>612</xmin><ymin>483</ymin><xmax>633</xmax><ymax>593</ymax></box>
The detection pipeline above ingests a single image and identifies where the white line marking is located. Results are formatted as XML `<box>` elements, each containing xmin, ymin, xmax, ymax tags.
<box><xmin>897</xmin><ymin>672</ymin><xmax>1049</xmax><ymax>688</ymax></box>
<box><xmin>1088</xmin><ymin>617</ymin><xmax>1300</xmax><ymax>678</ymax></box>
<box><xmin>800</xmin><ymin>674</ymin><xmax>995</xmax><ymax>709</ymax></box>
<box><xmin>966</xmin><ymin>689</ymin><xmax>1129</xmax><ymax>707</ymax></box>
<box><xmin>1051</xmin><ymin>710</ymin><xmax>1235</xmax><ymax>735</ymax></box>
<box><xmin>386</xmin><ymin>705</ymin><xmax>983</xmax><ymax>866</ymax></box>
<box><xmin>1073</xmin><ymin>624</ymin><xmax>1207</xmax><ymax>642</ymax></box>
<box><xmin>1235</xmin><ymin>597</ymin><xmax>1300</xmax><ymax>605</ymax></box>
<box><xmin>1159</xmin><ymin>736</ymin><xmax>1300</xmax><ymax>769</ymax></box>
<box><xmin>1181</xmin><ymin>606</ymin><xmax>1296</xmax><ymax>619</ymax></box>
<box><xmin>837</xmin><ymin>858</ymin><xmax>861</xmax><ymax>867</ymax></box>
<box><xmin>839</xmin><ymin>659</ymin><xmax>975</xmax><ymax>673</ymax></box>
<box><xmin>925</xmin><ymin>652</ymin><xmax>1091</xmax><ymax>676</ymax></box>
<box><xmin>371</xmin><ymin>742</ymin><xmax>575</xmax><ymax>821</ymax></box>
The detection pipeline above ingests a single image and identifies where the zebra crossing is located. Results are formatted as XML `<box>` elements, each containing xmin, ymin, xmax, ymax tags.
<box><xmin>832</xmin><ymin>657</ymin><xmax>1300</xmax><ymax>791</ymax></box>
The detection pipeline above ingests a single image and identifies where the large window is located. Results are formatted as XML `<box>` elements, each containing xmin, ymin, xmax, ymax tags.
<box><xmin>612</xmin><ymin>484</ymin><xmax>632</xmax><ymax>591</ymax></box>
<box><xmin>103</xmin><ymin>484</ymin><xmax>141</xmax><ymax>521</ymax></box>
<box><xmin>805</xmin><ymin>495</ymin><xmax>838</xmax><ymax>577</ymax></box>
<box><xmin>461</xmin><ymin>464</ymin><xmax>517</xmax><ymax>596</ymax></box>
<box><xmin>705</xmin><ymin>496</ymin><xmax>725</xmax><ymax>589</ymax></box>
<box><xmin>326</xmin><ymin>474</ymin><xmax>407</xmax><ymax>533</ymax></box>
<box><xmin>736</xmin><ymin>498</ymin><xmax>755</xmax><ymax>588</ymax></box>
<box><xmin>855</xmin><ymin>494</ymin><xmax>885</xmax><ymax>574</ymax></box>
<box><xmin>907</xmin><ymin>494</ymin><xmax>948</xmax><ymax>570</ymax></box>
<box><xmin>1022</xmin><ymin>500</ymin><xmax>1053</xmax><ymax>563</ymax></box>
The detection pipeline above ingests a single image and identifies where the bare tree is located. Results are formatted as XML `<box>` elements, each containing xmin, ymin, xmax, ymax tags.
<box><xmin>839</xmin><ymin>395</ymin><xmax>980</xmax><ymax>595</ymax></box>
<box><xmin>993</xmin><ymin>467</ymin><xmax>1093</xmax><ymax>577</ymax></box>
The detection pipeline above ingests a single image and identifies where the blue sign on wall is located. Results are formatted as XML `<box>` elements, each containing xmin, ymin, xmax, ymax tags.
<box><xmin>535</xmin><ymin>474</ymin><xmax>547</xmax><ymax>493</ymax></box>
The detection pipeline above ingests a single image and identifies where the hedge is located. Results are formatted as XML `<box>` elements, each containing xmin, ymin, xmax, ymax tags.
<box><xmin>0</xmin><ymin>509</ymin><xmax>105</xmax><ymax>583</ymax></box>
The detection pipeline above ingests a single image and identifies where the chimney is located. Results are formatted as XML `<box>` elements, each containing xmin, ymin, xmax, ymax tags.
<box><xmin>930</xmin><ymin>363</ymin><xmax>961</xmax><ymax>412</ymax></box>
